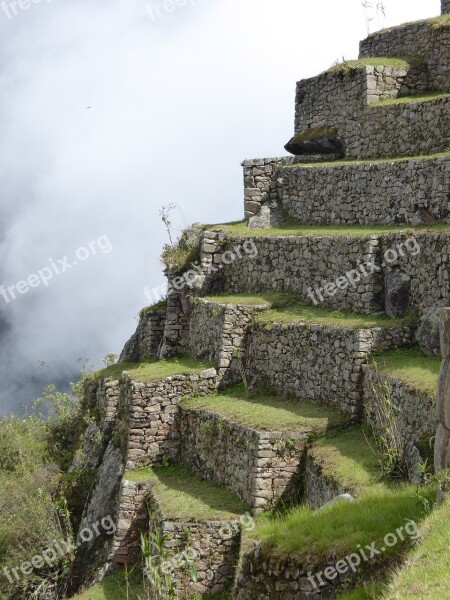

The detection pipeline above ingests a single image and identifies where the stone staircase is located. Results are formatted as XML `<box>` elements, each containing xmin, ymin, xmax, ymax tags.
<box><xmin>79</xmin><ymin>3</ymin><xmax>449</xmax><ymax>598</ymax></box>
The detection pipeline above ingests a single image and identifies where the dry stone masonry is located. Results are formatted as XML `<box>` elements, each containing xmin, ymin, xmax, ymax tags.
<box><xmin>77</xmin><ymin>3</ymin><xmax>450</xmax><ymax>597</ymax></box>
<box><xmin>187</xmin><ymin>297</ymin><xmax>268</xmax><ymax>386</ymax></box>
<box><xmin>278</xmin><ymin>156</ymin><xmax>450</xmax><ymax>226</ymax></box>
<box><xmin>119</xmin><ymin>369</ymin><xmax>218</xmax><ymax>469</ymax></box>
<box><xmin>435</xmin><ymin>308</ymin><xmax>450</xmax><ymax>471</ymax></box>
<box><xmin>179</xmin><ymin>407</ymin><xmax>307</xmax><ymax>514</ymax></box>
<box><xmin>119</xmin><ymin>308</ymin><xmax>167</xmax><ymax>363</ymax></box>
<box><xmin>246</xmin><ymin>322</ymin><xmax>414</xmax><ymax>419</ymax></box>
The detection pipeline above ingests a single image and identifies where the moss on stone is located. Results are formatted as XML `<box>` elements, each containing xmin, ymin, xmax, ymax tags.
<box><xmin>328</xmin><ymin>57</ymin><xmax>411</xmax><ymax>74</ymax></box>
<box><xmin>291</xmin><ymin>125</ymin><xmax>337</xmax><ymax>143</ymax></box>
<box><xmin>90</xmin><ymin>357</ymin><xmax>214</xmax><ymax>383</ymax></box>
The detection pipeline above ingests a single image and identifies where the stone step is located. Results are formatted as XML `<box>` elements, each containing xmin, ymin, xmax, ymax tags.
<box><xmin>111</xmin><ymin>464</ymin><xmax>247</xmax><ymax>597</ymax></box>
<box><xmin>243</xmin><ymin>152</ymin><xmax>450</xmax><ymax>227</ymax></box>
<box><xmin>359</xmin><ymin>16</ymin><xmax>450</xmax><ymax>92</ymax></box>
<box><xmin>178</xmin><ymin>387</ymin><xmax>350</xmax><ymax>513</ymax></box>
<box><xmin>200</xmin><ymin>227</ymin><xmax>450</xmax><ymax>316</ymax></box>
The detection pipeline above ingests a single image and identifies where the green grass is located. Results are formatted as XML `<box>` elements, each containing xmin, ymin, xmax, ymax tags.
<box><xmin>71</xmin><ymin>570</ymin><xmax>143</xmax><ymax>600</ymax></box>
<box><xmin>253</xmin><ymin>486</ymin><xmax>436</xmax><ymax>560</ymax></box>
<box><xmin>139</xmin><ymin>300</ymin><xmax>166</xmax><ymax>315</ymax></box>
<box><xmin>429</xmin><ymin>14</ymin><xmax>450</xmax><ymax>30</ymax></box>
<box><xmin>124</xmin><ymin>464</ymin><xmax>248</xmax><ymax>521</ymax></box>
<box><xmin>373</xmin><ymin>91</ymin><xmax>450</xmax><ymax>107</ymax></box>
<box><xmin>90</xmin><ymin>357</ymin><xmax>214</xmax><ymax>383</ymax></box>
<box><xmin>382</xmin><ymin>498</ymin><xmax>450</xmax><ymax>599</ymax></box>
<box><xmin>210</xmin><ymin>220</ymin><xmax>450</xmax><ymax>238</ymax></box>
<box><xmin>207</xmin><ymin>293</ymin><xmax>412</xmax><ymax>328</ymax></box>
<box><xmin>285</xmin><ymin>149</ymin><xmax>450</xmax><ymax>169</ymax></box>
<box><xmin>338</xmin><ymin>582</ymin><xmax>387</xmax><ymax>599</ymax></box>
<box><xmin>72</xmin><ymin>570</ymin><xmax>232</xmax><ymax>600</ymax></box>
<box><xmin>328</xmin><ymin>57</ymin><xmax>411</xmax><ymax>73</ymax></box>
<box><xmin>372</xmin><ymin>348</ymin><xmax>440</xmax><ymax>396</ymax></box>
<box><xmin>181</xmin><ymin>385</ymin><xmax>348</xmax><ymax>433</ymax></box>
<box><xmin>310</xmin><ymin>427</ymin><xmax>388</xmax><ymax>496</ymax></box>
<box><xmin>204</xmin><ymin>293</ymin><xmax>412</xmax><ymax>329</ymax></box>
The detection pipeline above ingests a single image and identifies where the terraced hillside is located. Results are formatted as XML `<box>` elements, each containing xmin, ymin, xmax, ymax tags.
<box><xmin>68</xmin><ymin>3</ymin><xmax>450</xmax><ymax>599</ymax></box>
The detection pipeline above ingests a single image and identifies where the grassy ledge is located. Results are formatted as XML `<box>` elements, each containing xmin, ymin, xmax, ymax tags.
<box><xmin>71</xmin><ymin>569</ymin><xmax>232</xmax><ymax>600</ymax></box>
<box><xmin>206</xmin><ymin>293</ymin><xmax>412</xmax><ymax>329</ymax></box>
<box><xmin>371</xmin><ymin>348</ymin><xmax>440</xmax><ymax>396</ymax></box>
<box><xmin>124</xmin><ymin>464</ymin><xmax>248</xmax><ymax>521</ymax></box>
<box><xmin>210</xmin><ymin>221</ymin><xmax>450</xmax><ymax>238</ymax></box>
<box><xmin>90</xmin><ymin>357</ymin><xmax>214</xmax><ymax>383</ymax></box>
<box><xmin>309</xmin><ymin>427</ymin><xmax>388</xmax><ymax>496</ymax></box>
<box><xmin>181</xmin><ymin>385</ymin><xmax>349</xmax><ymax>433</ymax></box>
<box><xmin>382</xmin><ymin>497</ymin><xmax>450</xmax><ymax>599</ymax></box>
<box><xmin>71</xmin><ymin>570</ymin><xmax>143</xmax><ymax>600</ymax></box>
<box><xmin>253</xmin><ymin>486</ymin><xmax>436</xmax><ymax>560</ymax></box>
<box><xmin>286</xmin><ymin>149</ymin><xmax>450</xmax><ymax>169</ymax></box>
<box><xmin>328</xmin><ymin>57</ymin><xmax>411</xmax><ymax>74</ymax></box>
<box><xmin>429</xmin><ymin>14</ymin><xmax>450</xmax><ymax>30</ymax></box>
<box><xmin>373</xmin><ymin>91</ymin><xmax>450</xmax><ymax>107</ymax></box>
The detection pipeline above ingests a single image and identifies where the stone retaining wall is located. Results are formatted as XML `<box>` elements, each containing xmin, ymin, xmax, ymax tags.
<box><xmin>435</xmin><ymin>309</ymin><xmax>450</xmax><ymax>470</ymax></box>
<box><xmin>159</xmin><ymin>287</ymin><xmax>190</xmax><ymax>359</ymax></box>
<box><xmin>188</xmin><ymin>298</ymin><xmax>268</xmax><ymax>385</ymax></box>
<box><xmin>83</xmin><ymin>377</ymin><xmax>120</xmax><ymax>424</ymax></box>
<box><xmin>179</xmin><ymin>407</ymin><xmax>306</xmax><ymax>513</ymax></box>
<box><xmin>242</xmin><ymin>157</ymin><xmax>293</xmax><ymax>222</ymax></box>
<box><xmin>278</xmin><ymin>155</ymin><xmax>450</xmax><ymax>226</ymax></box>
<box><xmin>304</xmin><ymin>455</ymin><xmax>347</xmax><ymax>510</ymax></box>
<box><xmin>234</xmin><ymin>541</ymin><xmax>352</xmax><ymax>599</ymax></box>
<box><xmin>111</xmin><ymin>480</ymin><xmax>150</xmax><ymax>565</ymax></box>
<box><xmin>295</xmin><ymin>91</ymin><xmax>449</xmax><ymax>160</ymax></box>
<box><xmin>203</xmin><ymin>231</ymin><xmax>450</xmax><ymax>317</ymax></box>
<box><xmin>119</xmin><ymin>308</ymin><xmax>167</xmax><ymax>363</ymax></box>
<box><xmin>380</xmin><ymin>232</ymin><xmax>450</xmax><ymax>315</ymax></box>
<box><xmin>359</xmin><ymin>20</ymin><xmax>450</xmax><ymax>92</ymax></box>
<box><xmin>295</xmin><ymin>65</ymin><xmax>424</xmax><ymax>134</ymax></box>
<box><xmin>119</xmin><ymin>369</ymin><xmax>218</xmax><ymax>469</ymax></box>
<box><xmin>112</xmin><ymin>480</ymin><xmax>241</xmax><ymax>595</ymax></box>
<box><xmin>220</xmin><ymin>234</ymin><xmax>382</xmax><ymax>313</ymax></box>
<box><xmin>246</xmin><ymin>322</ymin><xmax>414</xmax><ymax>418</ymax></box>
<box><xmin>443</xmin><ymin>0</ymin><xmax>450</xmax><ymax>14</ymax></box>
<box><xmin>363</xmin><ymin>366</ymin><xmax>437</xmax><ymax>463</ymax></box>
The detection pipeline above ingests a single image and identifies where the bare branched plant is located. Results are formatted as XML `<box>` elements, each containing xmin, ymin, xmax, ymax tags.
<box><xmin>159</xmin><ymin>203</ymin><xmax>177</xmax><ymax>247</ymax></box>
<box><xmin>361</xmin><ymin>1</ymin><xmax>386</xmax><ymax>35</ymax></box>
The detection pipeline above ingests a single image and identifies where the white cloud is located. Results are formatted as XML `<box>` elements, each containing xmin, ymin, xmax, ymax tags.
<box><xmin>0</xmin><ymin>0</ymin><xmax>441</xmax><ymax>413</ymax></box>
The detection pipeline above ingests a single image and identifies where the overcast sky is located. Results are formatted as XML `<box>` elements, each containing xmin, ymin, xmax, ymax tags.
<box><xmin>0</xmin><ymin>0</ymin><xmax>441</xmax><ymax>414</ymax></box>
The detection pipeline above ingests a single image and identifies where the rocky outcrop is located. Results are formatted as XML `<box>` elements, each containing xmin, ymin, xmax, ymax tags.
<box><xmin>385</xmin><ymin>270</ymin><xmax>411</xmax><ymax>318</ymax></box>
<box><xmin>285</xmin><ymin>126</ymin><xmax>344</xmax><ymax>156</ymax></box>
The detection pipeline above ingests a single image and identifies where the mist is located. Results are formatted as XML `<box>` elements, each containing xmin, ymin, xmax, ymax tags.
<box><xmin>0</xmin><ymin>0</ymin><xmax>440</xmax><ymax>415</ymax></box>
